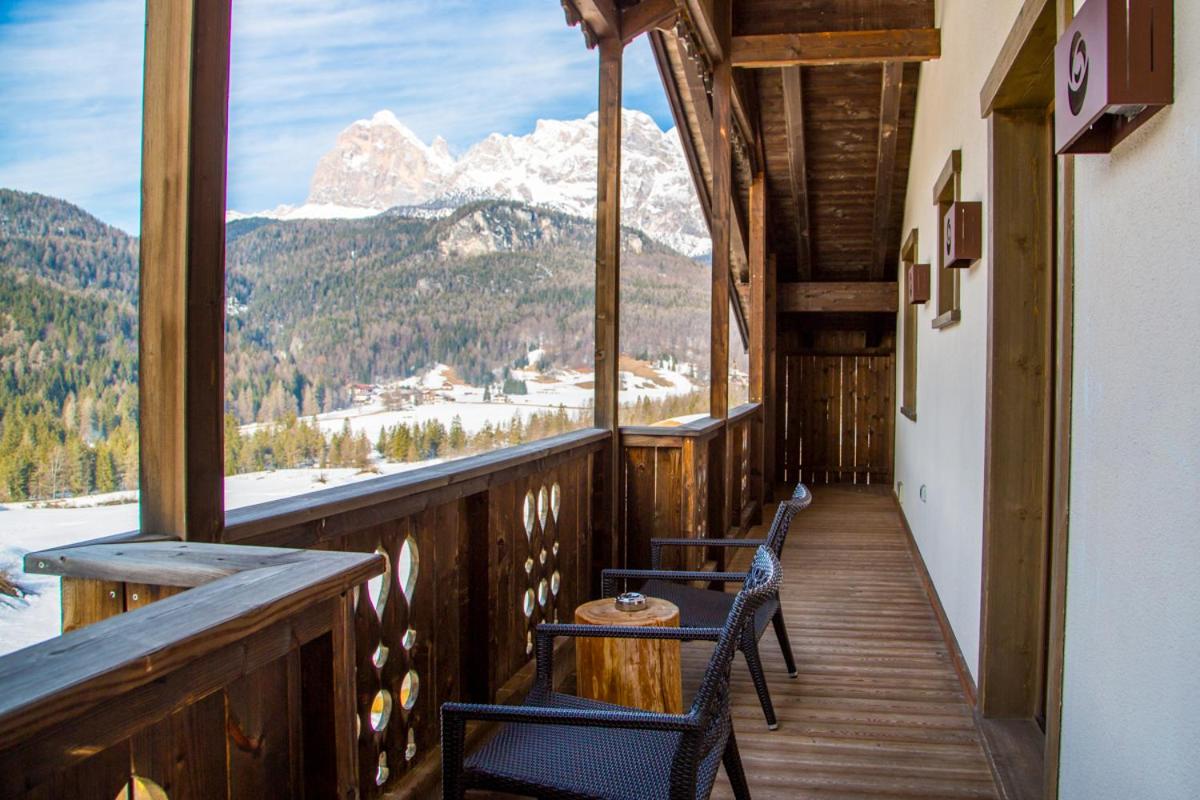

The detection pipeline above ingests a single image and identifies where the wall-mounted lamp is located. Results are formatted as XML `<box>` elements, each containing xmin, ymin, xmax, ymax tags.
<box><xmin>1055</xmin><ymin>0</ymin><xmax>1174</xmax><ymax>155</ymax></box>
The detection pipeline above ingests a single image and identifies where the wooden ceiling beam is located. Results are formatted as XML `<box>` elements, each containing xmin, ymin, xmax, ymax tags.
<box><xmin>621</xmin><ymin>0</ymin><xmax>677</xmax><ymax>44</ymax></box>
<box><xmin>781</xmin><ymin>66</ymin><xmax>812</xmax><ymax>280</ymax></box>
<box><xmin>779</xmin><ymin>281</ymin><xmax>898</xmax><ymax>313</ymax></box>
<box><xmin>680</xmin><ymin>0</ymin><xmax>725</xmax><ymax>62</ymax></box>
<box><xmin>870</xmin><ymin>62</ymin><xmax>904</xmax><ymax>280</ymax></box>
<box><xmin>569</xmin><ymin>0</ymin><xmax>622</xmax><ymax>41</ymax></box>
<box><xmin>732</xmin><ymin>28</ymin><xmax>941</xmax><ymax>68</ymax></box>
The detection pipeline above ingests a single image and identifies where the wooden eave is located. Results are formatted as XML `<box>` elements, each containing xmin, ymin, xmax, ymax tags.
<box><xmin>650</xmin><ymin>28</ymin><xmax>753</xmax><ymax>347</ymax></box>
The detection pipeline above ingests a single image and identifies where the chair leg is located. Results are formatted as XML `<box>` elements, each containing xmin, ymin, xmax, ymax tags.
<box><xmin>722</xmin><ymin>730</ymin><xmax>752</xmax><ymax>800</ymax></box>
<box><xmin>741</xmin><ymin>629</ymin><xmax>778</xmax><ymax>730</ymax></box>
<box><xmin>771</xmin><ymin>607</ymin><xmax>799</xmax><ymax>678</ymax></box>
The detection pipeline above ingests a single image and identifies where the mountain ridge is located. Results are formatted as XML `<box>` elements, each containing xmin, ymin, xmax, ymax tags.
<box><xmin>230</xmin><ymin>109</ymin><xmax>711</xmax><ymax>258</ymax></box>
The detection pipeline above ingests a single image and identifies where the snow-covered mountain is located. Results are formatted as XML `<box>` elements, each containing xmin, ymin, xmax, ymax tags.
<box><xmin>233</xmin><ymin>109</ymin><xmax>710</xmax><ymax>257</ymax></box>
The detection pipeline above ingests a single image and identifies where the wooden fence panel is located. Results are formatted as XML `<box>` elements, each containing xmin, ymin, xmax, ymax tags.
<box><xmin>782</xmin><ymin>354</ymin><xmax>896</xmax><ymax>485</ymax></box>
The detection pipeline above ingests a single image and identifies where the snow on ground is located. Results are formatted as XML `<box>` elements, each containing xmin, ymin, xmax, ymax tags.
<box><xmin>0</xmin><ymin>461</ymin><xmax>437</xmax><ymax>656</ymax></box>
<box><xmin>0</xmin><ymin>359</ymin><xmax>700</xmax><ymax>657</ymax></box>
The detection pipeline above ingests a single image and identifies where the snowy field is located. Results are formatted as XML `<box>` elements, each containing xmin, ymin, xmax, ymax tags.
<box><xmin>0</xmin><ymin>461</ymin><xmax>436</xmax><ymax>655</ymax></box>
<box><xmin>0</xmin><ymin>360</ymin><xmax>701</xmax><ymax>656</ymax></box>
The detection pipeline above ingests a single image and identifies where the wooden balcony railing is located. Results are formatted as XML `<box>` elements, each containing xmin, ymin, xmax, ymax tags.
<box><xmin>621</xmin><ymin>403</ymin><xmax>764</xmax><ymax>571</ymax></box>
<box><xmin>0</xmin><ymin>407</ymin><xmax>765</xmax><ymax>798</ymax></box>
<box><xmin>0</xmin><ymin>541</ymin><xmax>382</xmax><ymax>799</ymax></box>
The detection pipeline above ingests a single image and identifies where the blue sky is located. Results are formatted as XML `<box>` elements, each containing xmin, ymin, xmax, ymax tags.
<box><xmin>0</xmin><ymin>0</ymin><xmax>672</xmax><ymax>233</ymax></box>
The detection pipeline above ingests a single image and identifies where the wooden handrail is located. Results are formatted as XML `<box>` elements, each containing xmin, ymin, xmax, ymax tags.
<box><xmin>224</xmin><ymin>427</ymin><xmax>608</xmax><ymax>546</ymax></box>
<box><xmin>619</xmin><ymin>403</ymin><xmax>762</xmax><ymax>445</ymax></box>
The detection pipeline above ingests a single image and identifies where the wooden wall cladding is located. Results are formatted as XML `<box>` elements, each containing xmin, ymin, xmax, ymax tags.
<box><xmin>780</xmin><ymin>355</ymin><xmax>895</xmax><ymax>485</ymax></box>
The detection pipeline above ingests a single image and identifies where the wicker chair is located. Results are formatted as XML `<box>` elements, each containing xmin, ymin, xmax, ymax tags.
<box><xmin>600</xmin><ymin>484</ymin><xmax>812</xmax><ymax>730</ymax></box>
<box><xmin>441</xmin><ymin>547</ymin><xmax>783</xmax><ymax>800</ymax></box>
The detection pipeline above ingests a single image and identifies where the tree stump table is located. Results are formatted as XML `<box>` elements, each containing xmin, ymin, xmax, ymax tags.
<box><xmin>573</xmin><ymin>596</ymin><xmax>683</xmax><ymax>713</ymax></box>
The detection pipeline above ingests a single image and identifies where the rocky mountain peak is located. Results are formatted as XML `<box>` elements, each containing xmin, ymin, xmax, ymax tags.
<box><xmin>289</xmin><ymin>109</ymin><xmax>710</xmax><ymax>257</ymax></box>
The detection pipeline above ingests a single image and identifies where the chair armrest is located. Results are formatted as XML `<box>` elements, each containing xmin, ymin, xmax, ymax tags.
<box><xmin>601</xmin><ymin>568</ymin><xmax>748</xmax><ymax>597</ymax></box>
<box><xmin>537</xmin><ymin>622</ymin><xmax>722</xmax><ymax>642</ymax></box>
<box><xmin>650</xmin><ymin>538</ymin><xmax>767</xmax><ymax>568</ymax></box>
<box><xmin>441</xmin><ymin>700</ymin><xmax>699</xmax><ymax>733</ymax></box>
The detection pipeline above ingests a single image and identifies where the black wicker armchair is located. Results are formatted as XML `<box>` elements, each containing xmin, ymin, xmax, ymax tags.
<box><xmin>441</xmin><ymin>547</ymin><xmax>783</xmax><ymax>800</ymax></box>
<box><xmin>600</xmin><ymin>484</ymin><xmax>812</xmax><ymax>730</ymax></box>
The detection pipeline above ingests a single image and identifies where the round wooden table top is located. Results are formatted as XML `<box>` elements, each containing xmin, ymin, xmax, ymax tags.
<box><xmin>574</xmin><ymin>596</ymin><xmax>680</xmax><ymax>627</ymax></box>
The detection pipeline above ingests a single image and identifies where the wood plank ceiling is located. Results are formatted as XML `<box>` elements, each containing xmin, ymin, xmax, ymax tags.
<box><xmin>736</xmin><ymin>0</ymin><xmax>929</xmax><ymax>284</ymax></box>
<box><xmin>651</xmin><ymin>0</ymin><xmax>933</xmax><ymax>287</ymax></box>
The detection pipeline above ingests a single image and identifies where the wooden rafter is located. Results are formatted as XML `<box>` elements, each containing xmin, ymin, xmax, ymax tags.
<box><xmin>871</xmin><ymin>62</ymin><xmax>904</xmax><ymax>279</ymax></box>
<box><xmin>620</xmin><ymin>0</ymin><xmax>677</xmax><ymax>44</ymax></box>
<box><xmin>732</xmin><ymin>28</ymin><xmax>941</xmax><ymax>68</ymax></box>
<box><xmin>781</xmin><ymin>66</ymin><xmax>812</xmax><ymax>279</ymax></box>
<box><xmin>680</xmin><ymin>0</ymin><xmax>724</xmax><ymax>62</ymax></box>
<box><xmin>779</xmin><ymin>282</ymin><xmax>899</xmax><ymax>313</ymax></box>
<box><xmin>573</xmin><ymin>0</ymin><xmax>621</xmax><ymax>40</ymax></box>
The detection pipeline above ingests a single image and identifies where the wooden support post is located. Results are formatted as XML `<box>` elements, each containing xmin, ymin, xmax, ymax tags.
<box><xmin>594</xmin><ymin>36</ymin><xmax>623</xmax><ymax>565</ymax></box>
<box><xmin>765</xmin><ymin>253</ymin><xmax>778</xmax><ymax>498</ymax></box>
<box><xmin>710</xmin><ymin>0</ymin><xmax>732</xmax><ymax>535</ymax></box>
<box><xmin>138</xmin><ymin>0</ymin><xmax>231</xmax><ymax>542</ymax></box>
<box><xmin>748</xmin><ymin>172</ymin><xmax>767</xmax><ymax>513</ymax></box>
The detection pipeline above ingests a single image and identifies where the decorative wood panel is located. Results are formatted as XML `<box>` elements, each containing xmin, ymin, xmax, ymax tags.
<box><xmin>781</xmin><ymin>354</ymin><xmax>894</xmax><ymax>484</ymax></box>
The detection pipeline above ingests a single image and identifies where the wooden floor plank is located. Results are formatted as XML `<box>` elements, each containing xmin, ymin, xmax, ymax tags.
<box><xmin>703</xmin><ymin>485</ymin><xmax>998</xmax><ymax>799</ymax></box>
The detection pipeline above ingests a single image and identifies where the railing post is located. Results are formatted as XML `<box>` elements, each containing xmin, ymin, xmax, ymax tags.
<box><xmin>710</xmin><ymin>0</ymin><xmax>733</xmax><ymax>537</ymax></box>
<box><xmin>138</xmin><ymin>0</ymin><xmax>232</xmax><ymax>541</ymax></box>
<box><xmin>749</xmin><ymin>172</ymin><xmax>768</xmax><ymax>515</ymax></box>
<box><xmin>594</xmin><ymin>34</ymin><xmax>624</xmax><ymax>567</ymax></box>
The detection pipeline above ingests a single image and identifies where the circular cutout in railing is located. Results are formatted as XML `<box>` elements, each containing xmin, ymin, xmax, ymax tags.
<box><xmin>372</xmin><ymin>644</ymin><xmax>389</xmax><ymax>669</ymax></box>
<box><xmin>524</xmin><ymin>556</ymin><xmax>534</xmax><ymax>576</ymax></box>
<box><xmin>537</xmin><ymin>485</ymin><xmax>549</xmax><ymax>529</ymax></box>
<box><xmin>551</xmin><ymin>570</ymin><xmax>561</xmax><ymax>596</ymax></box>
<box><xmin>402</xmin><ymin>627</ymin><xmax>417</xmax><ymax>651</ymax></box>
<box><xmin>539</xmin><ymin>547</ymin><xmax>547</xmax><ymax>566</ymax></box>
<box><xmin>370</xmin><ymin>689</ymin><xmax>393</xmax><ymax>732</ymax></box>
<box><xmin>523</xmin><ymin>490</ymin><xmax>536</xmax><ymax>540</ymax></box>
<box><xmin>366</xmin><ymin>546</ymin><xmax>392</xmax><ymax>620</ymax></box>
<box><xmin>116</xmin><ymin>777</ymin><xmax>169</xmax><ymax>800</ymax></box>
<box><xmin>398</xmin><ymin>536</ymin><xmax>419</xmax><ymax>604</ymax></box>
<box><xmin>552</xmin><ymin>541</ymin><xmax>559</xmax><ymax>557</ymax></box>
<box><xmin>551</xmin><ymin>482</ymin><xmax>561</xmax><ymax>522</ymax></box>
<box><xmin>526</xmin><ymin>629</ymin><xmax>533</xmax><ymax>655</ymax></box>
<box><xmin>538</xmin><ymin>578</ymin><xmax>549</xmax><ymax>608</ymax></box>
<box><xmin>376</xmin><ymin>752</ymin><xmax>390</xmax><ymax>786</ymax></box>
<box><xmin>400</xmin><ymin>669</ymin><xmax>419</xmax><ymax>711</ymax></box>
<box><xmin>523</xmin><ymin>588</ymin><xmax>535</xmax><ymax>617</ymax></box>
<box><xmin>406</xmin><ymin>728</ymin><xmax>417</xmax><ymax>762</ymax></box>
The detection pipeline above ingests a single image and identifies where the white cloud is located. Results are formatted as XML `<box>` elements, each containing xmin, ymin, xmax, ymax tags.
<box><xmin>0</xmin><ymin>0</ymin><xmax>672</xmax><ymax>230</ymax></box>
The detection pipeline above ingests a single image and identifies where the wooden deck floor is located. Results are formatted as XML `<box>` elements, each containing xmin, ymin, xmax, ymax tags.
<box><xmin>704</xmin><ymin>484</ymin><xmax>998</xmax><ymax>799</ymax></box>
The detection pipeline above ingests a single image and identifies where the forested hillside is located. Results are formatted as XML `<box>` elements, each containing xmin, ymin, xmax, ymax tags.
<box><xmin>0</xmin><ymin>190</ymin><xmax>712</xmax><ymax>501</ymax></box>
<box><xmin>224</xmin><ymin>201</ymin><xmax>711</xmax><ymax>422</ymax></box>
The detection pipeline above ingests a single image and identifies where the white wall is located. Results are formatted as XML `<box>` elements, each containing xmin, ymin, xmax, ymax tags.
<box><xmin>894</xmin><ymin>0</ymin><xmax>1027</xmax><ymax>683</ymax></box>
<box><xmin>1059</xmin><ymin>1</ymin><xmax>1200</xmax><ymax>797</ymax></box>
